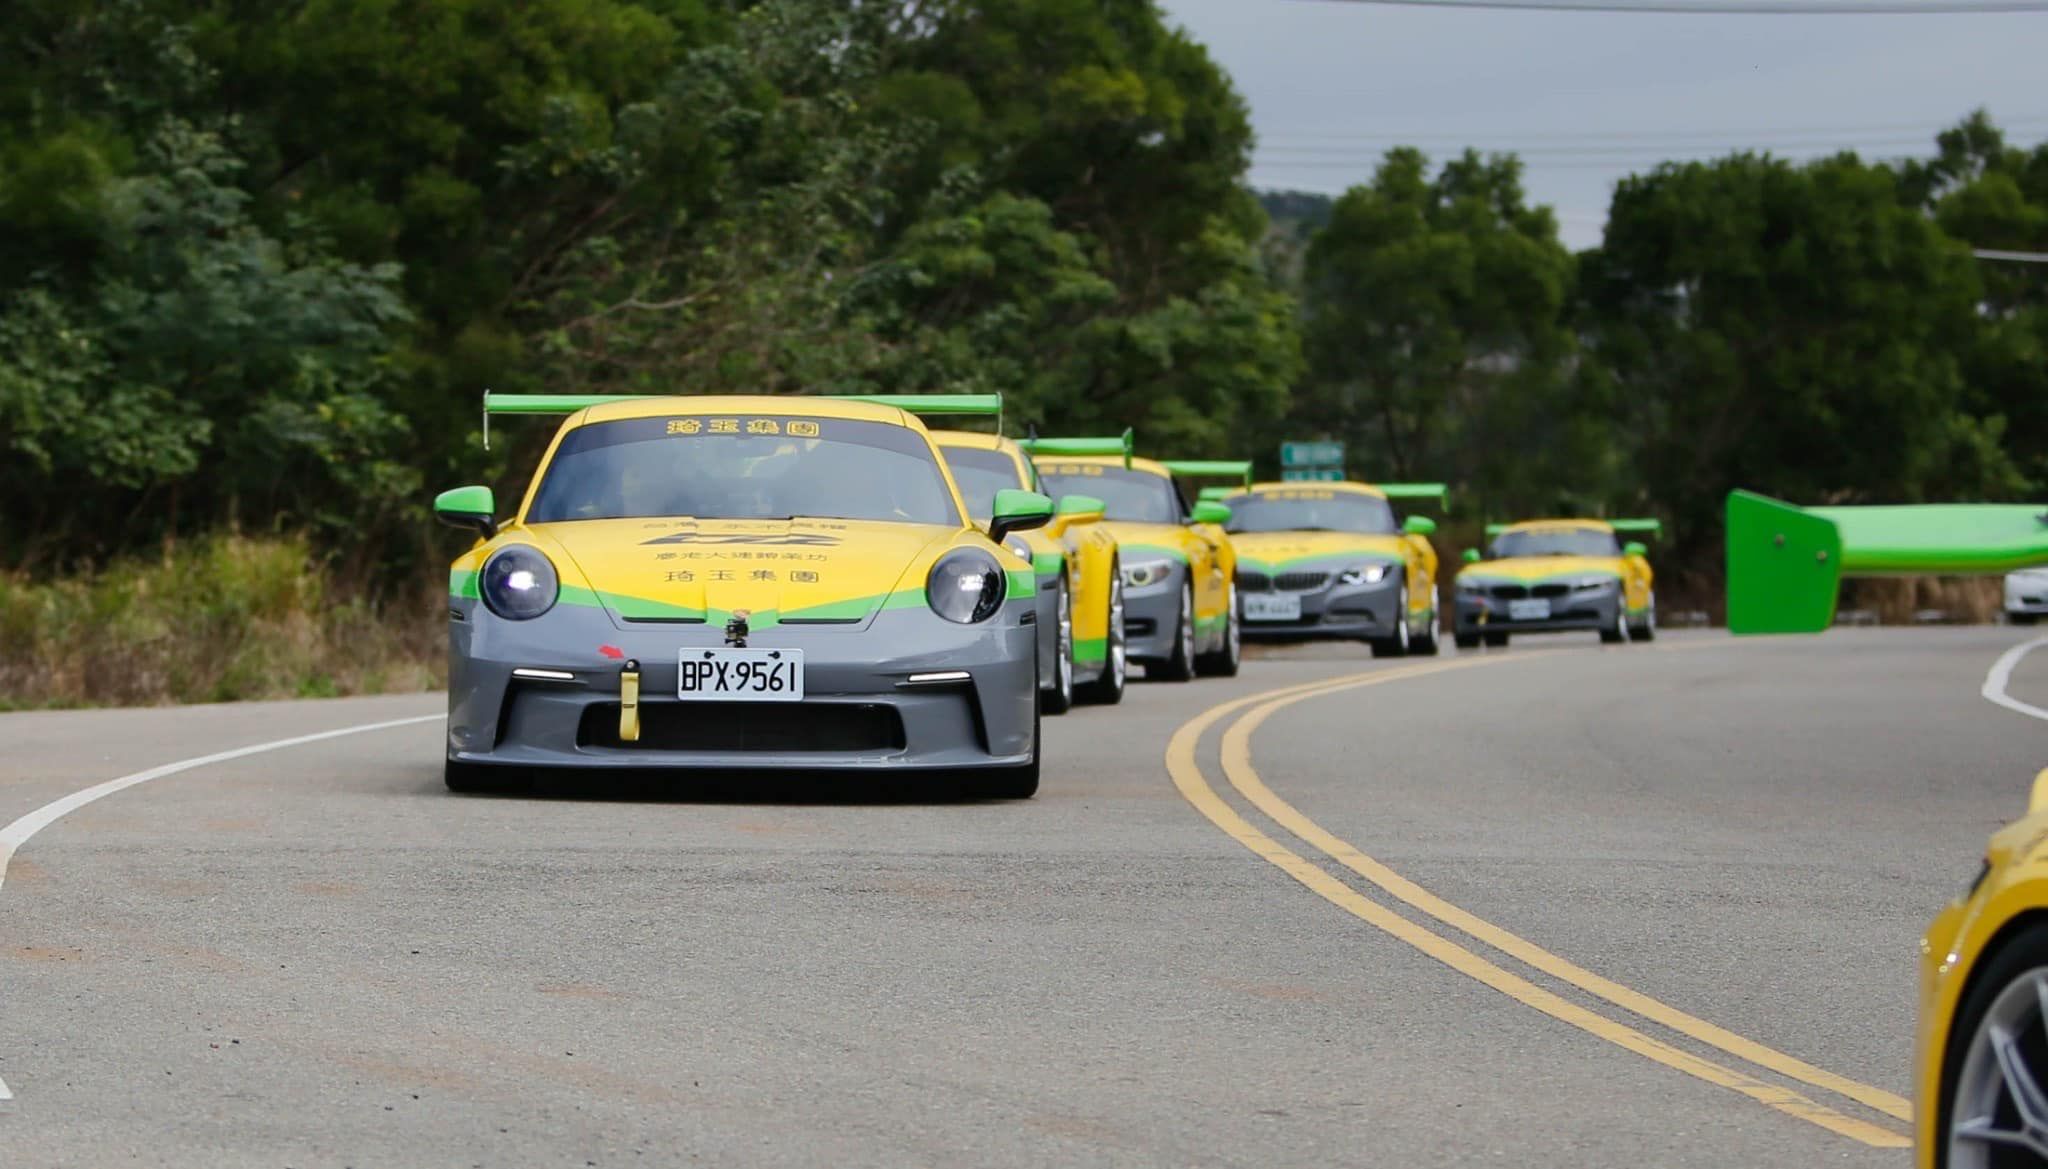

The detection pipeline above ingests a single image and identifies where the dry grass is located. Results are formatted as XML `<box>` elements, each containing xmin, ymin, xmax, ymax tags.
<box><xmin>0</xmin><ymin>535</ymin><xmax>443</xmax><ymax>709</ymax></box>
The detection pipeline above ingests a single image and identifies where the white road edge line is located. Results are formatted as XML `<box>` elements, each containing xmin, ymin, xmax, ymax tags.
<box><xmin>1983</xmin><ymin>636</ymin><xmax>2048</xmax><ymax>723</ymax></box>
<box><xmin>0</xmin><ymin>710</ymin><xmax>445</xmax><ymax>1104</ymax></box>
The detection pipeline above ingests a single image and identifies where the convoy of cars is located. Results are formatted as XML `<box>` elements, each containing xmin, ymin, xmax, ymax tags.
<box><xmin>435</xmin><ymin>396</ymin><xmax>1679</xmax><ymax>798</ymax></box>
<box><xmin>437</xmin><ymin>394</ymin><xmax>2048</xmax><ymax>1165</ymax></box>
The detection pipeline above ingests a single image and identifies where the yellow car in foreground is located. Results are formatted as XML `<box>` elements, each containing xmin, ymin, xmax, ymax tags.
<box><xmin>1024</xmin><ymin>434</ymin><xmax>1241</xmax><ymax>681</ymax></box>
<box><xmin>435</xmin><ymin>393</ymin><xmax>1051</xmax><ymax>796</ymax></box>
<box><xmin>1919</xmin><ymin>769</ymin><xmax>2048</xmax><ymax>1167</ymax></box>
<box><xmin>1452</xmin><ymin>518</ymin><xmax>1660</xmax><ymax>648</ymax></box>
<box><xmin>1211</xmin><ymin>481</ymin><xmax>1447</xmax><ymax>657</ymax></box>
<box><xmin>932</xmin><ymin>430</ymin><xmax>1126</xmax><ymax>712</ymax></box>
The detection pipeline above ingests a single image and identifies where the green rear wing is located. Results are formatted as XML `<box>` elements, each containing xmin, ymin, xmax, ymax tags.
<box><xmin>1482</xmin><ymin>516</ymin><xmax>1657</xmax><ymax>538</ymax></box>
<box><xmin>1161</xmin><ymin>460</ymin><xmax>1253</xmax><ymax>487</ymax></box>
<box><xmin>1197</xmin><ymin>486</ymin><xmax>1238</xmax><ymax>502</ymax></box>
<box><xmin>1018</xmin><ymin>429</ymin><xmax>1135</xmax><ymax>470</ymax></box>
<box><xmin>1375</xmin><ymin>483</ymin><xmax>1450</xmax><ymax>513</ymax></box>
<box><xmin>1726</xmin><ymin>489</ymin><xmax>2048</xmax><ymax>634</ymax></box>
<box><xmin>478</xmin><ymin>391</ymin><xmax>1002</xmax><ymax>448</ymax></box>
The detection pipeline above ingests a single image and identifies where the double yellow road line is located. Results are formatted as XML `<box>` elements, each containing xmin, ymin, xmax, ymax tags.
<box><xmin>1165</xmin><ymin>654</ymin><xmax>1911</xmax><ymax>1148</ymax></box>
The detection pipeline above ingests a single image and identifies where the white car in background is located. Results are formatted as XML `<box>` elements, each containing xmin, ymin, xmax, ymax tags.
<box><xmin>2006</xmin><ymin>567</ymin><xmax>2048</xmax><ymax>624</ymax></box>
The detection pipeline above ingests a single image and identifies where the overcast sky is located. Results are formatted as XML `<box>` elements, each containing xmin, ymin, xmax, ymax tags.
<box><xmin>1156</xmin><ymin>0</ymin><xmax>2048</xmax><ymax>248</ymax></box>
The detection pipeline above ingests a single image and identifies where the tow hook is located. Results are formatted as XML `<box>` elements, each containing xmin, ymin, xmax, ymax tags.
<box><xmin>619</xmin><ymin>659</ymin><xmax>641</xmax><ymax>743</ymax></box>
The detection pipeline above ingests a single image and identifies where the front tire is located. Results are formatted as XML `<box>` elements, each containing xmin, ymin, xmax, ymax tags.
<box><xmin>1042</xmin><ymin>576</ymin><xmax>1075</xmax><ymax>715</ymax></box>
<box><xmin>1941</xmin><ymin>923</ymin><xmax>2048</xmax><ymax>1168</ymax></box>
<box><xmin>1483</xmin><ymin>630</ymin><xmax>1509</xmax><ymax>648</ymax></box>
<box><xmin>1453</xmin><ymin>631</ymin><xmax>1481</xmax><ymax>650</ymax></box>
<box><xmin>1628</xmin><ymin>591</ymin><xmax>1657</xmax><ymax>642</ymax></box>
<box><xmin>1076</xmin><ymin>561</ymin><xmax>1127</xmax><ymax>705</ymax></box>
<box><xmin>1196</xmin><ymin>582</ymin><xmax>1242</xmax><ymax>677</ymax></box>
<box><xmin>1370</xmin><ymin>585</ymin><xmax>1411</xmax><ymax>658</ymax></box>
<box><xmin>1151</xmin><ymin>581</ymin><xmax>1197</xmax><ymax>682</ymax></box>
<box><xmin>1600</xmin><ymin>603</ymin><xmax>1628</xmax><ymax>645</ymax></box>
<box><xmin>1410</xmin><ymin>591</ymin><xmax>1441</xmax><ymax>657</ymax></box>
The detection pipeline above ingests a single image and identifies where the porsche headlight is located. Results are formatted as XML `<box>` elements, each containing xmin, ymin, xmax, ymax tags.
<box><xmin>1339</xmin><ymin>562</ymin><xmax>1393</xmax><ymax>586</ymax></box>
<box><xmin>480</xmin><ymin>545</ymin><xmax>560</xmax><ymax>621</ymax></box>
<box><xmin>927</xmin><ymin>551</ymin><xmax>1007</xmax><ymax>624</ymax></box>
<box><xmin>1122</xmin><ymin>558</ymin><xmax>1175</xmax><ymax>589</ymax></box>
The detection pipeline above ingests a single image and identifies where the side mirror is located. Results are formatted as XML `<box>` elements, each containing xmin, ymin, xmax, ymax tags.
<box><xmin>435</xmin><ymin>485</ymin><xmax>498</xmax><ymax>538</ymax></box>
<box><xmin>1461</xmin><ymin>548</ymin><xmax>1481</xmax><ymax>564</ymax></box>
<box><xmin>989</xmin><ymin>488</ymin><xmax>1055</xmax><ymax>543</ymax></box>
<box><xmin>1046</xmin><ymin>494</ymin><xmax>1105</xmax><ymax>539</ymax></box>
<box><xmin>1189</xmin><ymin>501</ymin><xmax>1232</xmax><ymax>526</ymax></box>
<box><xmin>1403</xmin><ymin>515</ymin><xmax>1437</xmax><ymax>536</ymax></box>
<box><xmin>1624</xmin><ymin>541</ymin><xmax>1648</xmax><ymax>558</ymax></box>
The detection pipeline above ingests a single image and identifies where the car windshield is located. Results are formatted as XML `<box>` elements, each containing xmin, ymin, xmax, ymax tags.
<box><xmin>1491</xmin><ymin>528</ymin><xmax>1620</xmax><ymax>558</ymax></box>
<box><xmin>1036</xmin><ymin>464</ymin><xmax>1183</xmax><ymax>523</ymax></box>
<box><xmin>1223</xmin><ymin>491</ymin><xmax>1397</xmax><ymax>535</ymax></box>
<box><xmin>527</xmin><ymin>415</ymin><xmax>960</xmax><ymax>526</ymax></box>
<box><xmin>938</xmin><ymin>445</ymin><xmax>1027</xmax><ymax>518</ymax></box>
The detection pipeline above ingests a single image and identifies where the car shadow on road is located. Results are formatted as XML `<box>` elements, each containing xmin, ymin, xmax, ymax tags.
<box><xmin>440</xmin><ymin>768</ymin><xmax>1020</xmax><ymax>807</ymax></box>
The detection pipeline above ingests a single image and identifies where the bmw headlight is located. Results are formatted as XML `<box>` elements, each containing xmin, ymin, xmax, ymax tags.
<box><xmin>1122</xmin><ymin>558</ymin><xmax>1175</xmax><ymax>589</ymax></box>
<box><xmin>1339</xmin><ymin>562</ymin><xmax>1394</xmax><ymax>586</ymax></box>
<box><xmin>1457</xmin><ymin>578</ymin><xmax>1486</xmax><ymax>594</ymax></box>
<box><xmin>480</xmin><ymin>545</ymin><xmax>560</xmax><ymax>621</ymax></box>
<box><xmin>1571</xmin><ymin>575</ymin><xmax>1618</xmax><ymax>592</ymax></box>
<box><xmin>927</xmin><ymin>551</ymin><xmax>1007</xmax><ymax>624</ymax></box>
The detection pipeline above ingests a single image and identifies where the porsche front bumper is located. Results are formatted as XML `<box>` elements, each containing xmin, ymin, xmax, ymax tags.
<box><xmin>446</xmin><ymin>600</ymin><xmax>1037</xmax><ymax>772</ymax></box>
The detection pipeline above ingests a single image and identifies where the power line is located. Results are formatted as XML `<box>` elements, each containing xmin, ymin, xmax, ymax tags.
<box><xmin>1258</xmin><ymin>119</ymin><xmax>2048</xmax><ymax>145</ymax></box>
<box><xmin>1975</xmin><ymin>248</ymin><xmax>2048</xmax><ymax>262</ymax></box>
<box><xmin>1258</xmin><ymin>137</ymin><xmax>1947</xmax><ymax>158</ymax></box>
<box><xmin>1295</xmin><ymin>0</ymin><xmax>2048</xmax><ymax>14</ymax></box>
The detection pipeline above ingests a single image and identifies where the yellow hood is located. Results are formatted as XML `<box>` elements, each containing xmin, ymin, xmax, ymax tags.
<box><xmin>528</xmin><ymin>517</ymin><xmax>965</xmax><ymax>628</ymax></box>
<box><xmin>1458</xmin><ymin>555</ymin><xmax>1624</xmax><ymax>585</ymax></box>
<box><xmin>1230</xmin><ymin>531</ymin><xmax>1407</xmax><ymax>573</ymax></box>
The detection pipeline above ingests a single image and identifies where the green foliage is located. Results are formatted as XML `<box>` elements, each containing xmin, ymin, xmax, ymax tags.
<box><xmin>0</xmin><ymin>535</ymin><xmax>438</xmax><ymax>707</ymax></box>
<box><xmin>1297</xmin><ymin>149</ymin><xmax>1579</xmax><ymax>517</ymax></box>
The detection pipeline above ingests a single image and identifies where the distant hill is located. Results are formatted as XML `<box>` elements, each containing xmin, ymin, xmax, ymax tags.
<box><xmin>1258</xmin><ymin>190</ymin><xmax>1335</xmax><ymax>234</ymax></box>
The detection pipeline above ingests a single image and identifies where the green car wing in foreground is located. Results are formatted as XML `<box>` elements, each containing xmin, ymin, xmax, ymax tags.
<box><xmin>1725</xmin><ymin>489</ymin><xmax>2048</xmax><ymax>634</ymax></box>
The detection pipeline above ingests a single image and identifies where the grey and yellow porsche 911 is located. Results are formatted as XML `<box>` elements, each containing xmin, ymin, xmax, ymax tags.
<box><xmin>434</xmin><ymin>393</ymin><xmax>1052</xmax><ymax>797</ymax></box>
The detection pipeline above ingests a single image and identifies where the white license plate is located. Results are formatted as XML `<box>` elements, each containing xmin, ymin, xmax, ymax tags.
<box><xmin>1507</xmin><ymin>598</ymin><xmax>1551</xmax><ymax>621</ymax></box>
<box><xmin>677</xmin><ymin>648</ymin><xmax>805</xmax><ymax>701</ymax></box>
<box><xmin>1244</xmin><ymin>593</ymin><xmax>1303</xmax><ymax>621</ymax></box>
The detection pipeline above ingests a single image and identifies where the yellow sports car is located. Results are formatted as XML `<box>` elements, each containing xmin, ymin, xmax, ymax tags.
<box><xmin>1452</xmin><ymin>518</ymin><xmax>1660</xmax><ymax>648</ymax></box>
<box><xmin>1212</xmin><ymin>481</ymin><xmax>1448</xmax><ymax>657</ymax></box>
<box><xmin>1918</xmin><ymin>769</ymin><xmax>2048</xmax><ymax>1167</ymax></box>
<box><xmin>932</xmin><ymin>430</ymin><xmax>1126</xmax><ymax>712</ymax></box>
<box><xmin>434</xmin><ymin>393</ymin><xmax>1052</xmax><ymax>796</ymax></box>
<box><xmin>1023</xmin><ymin>434</ymin><xmax>1241</xmax><ymax>681</ymax></box>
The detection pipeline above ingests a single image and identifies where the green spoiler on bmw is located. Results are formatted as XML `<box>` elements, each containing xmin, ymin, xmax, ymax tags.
<box><xmin>1725</xmin><ymin>489</ymin><xmax>2048</xmax><ymax>634</ymax></box>
<box><xmin>1018</xmin><ymin>429</ymin><xmax>1136</xmax><ymax>470</ymax></box>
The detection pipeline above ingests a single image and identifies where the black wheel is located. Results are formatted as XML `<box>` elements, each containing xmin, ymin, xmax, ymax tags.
<box><xmin>1454</xmin><ymin>632</ymin><xmax>1481</xmax><ymax>650</ymax></box>
<box><xmin>1600</xmin><ymin>603</ymin><xmax>1628</xmax><ymax>645</ymax></box>
<box><xmin>1939</xmin><ymin>922</ymin><xmax>2048</xmax><ymax>1168</ymax></box>
<box><xmin>1410</xmin><ymin>590</ymin><xmax>1441</xmax><ymax>657</ymax></box>
<box><xmin>1076</xmin><ymin>560</ymin><xmax>1127</xmax><ymax>705</ymax></box>
<box><xmin>1042</xmin><ymin>576</ymin><xmax>1075</xmax><ymax>715</ymax></box>
<box><xmin>1196</xmin><ymin>582</ymin><xmax>1242</xmax><ymax>677</ymax></box>
<box><xmin>978</xmin><ymin>699</ymin><xmax>1040</xmax><ymax>799</ymax></box>
<box><xmin>1483</xmin><ymin>631</ymin><xmax>1509</xmax><ymax>648</ymax></box>
<box><xmin>1150</xmin><ymin>581</ymin><xmax>1197</xmax><ymax>682</ymax></box>
<box><xmin>445</xmin><ymin>758</ymin><xmax>522</xmax><ymax>793</ymax></box>
<box><xmin>1370</xmin><ymin>585</ymin><xmax>1411</xmax><ymax>658</ymax></box>
<box><xmin>2013</xmin><ymin>613</ymin><xmax>2041</xmax><ymax>626</ymax></box>
<box><xmin>1628</xmin><ymin>591</ymin><xmax>1657</xmax><ymax>642</ymax></box>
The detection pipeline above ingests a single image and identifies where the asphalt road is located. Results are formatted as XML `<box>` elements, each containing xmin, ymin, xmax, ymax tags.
<box><xmin>2</xmin><ymin>627</ymin><xmax>2043</xmax><ymax>1167</ymax></box>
